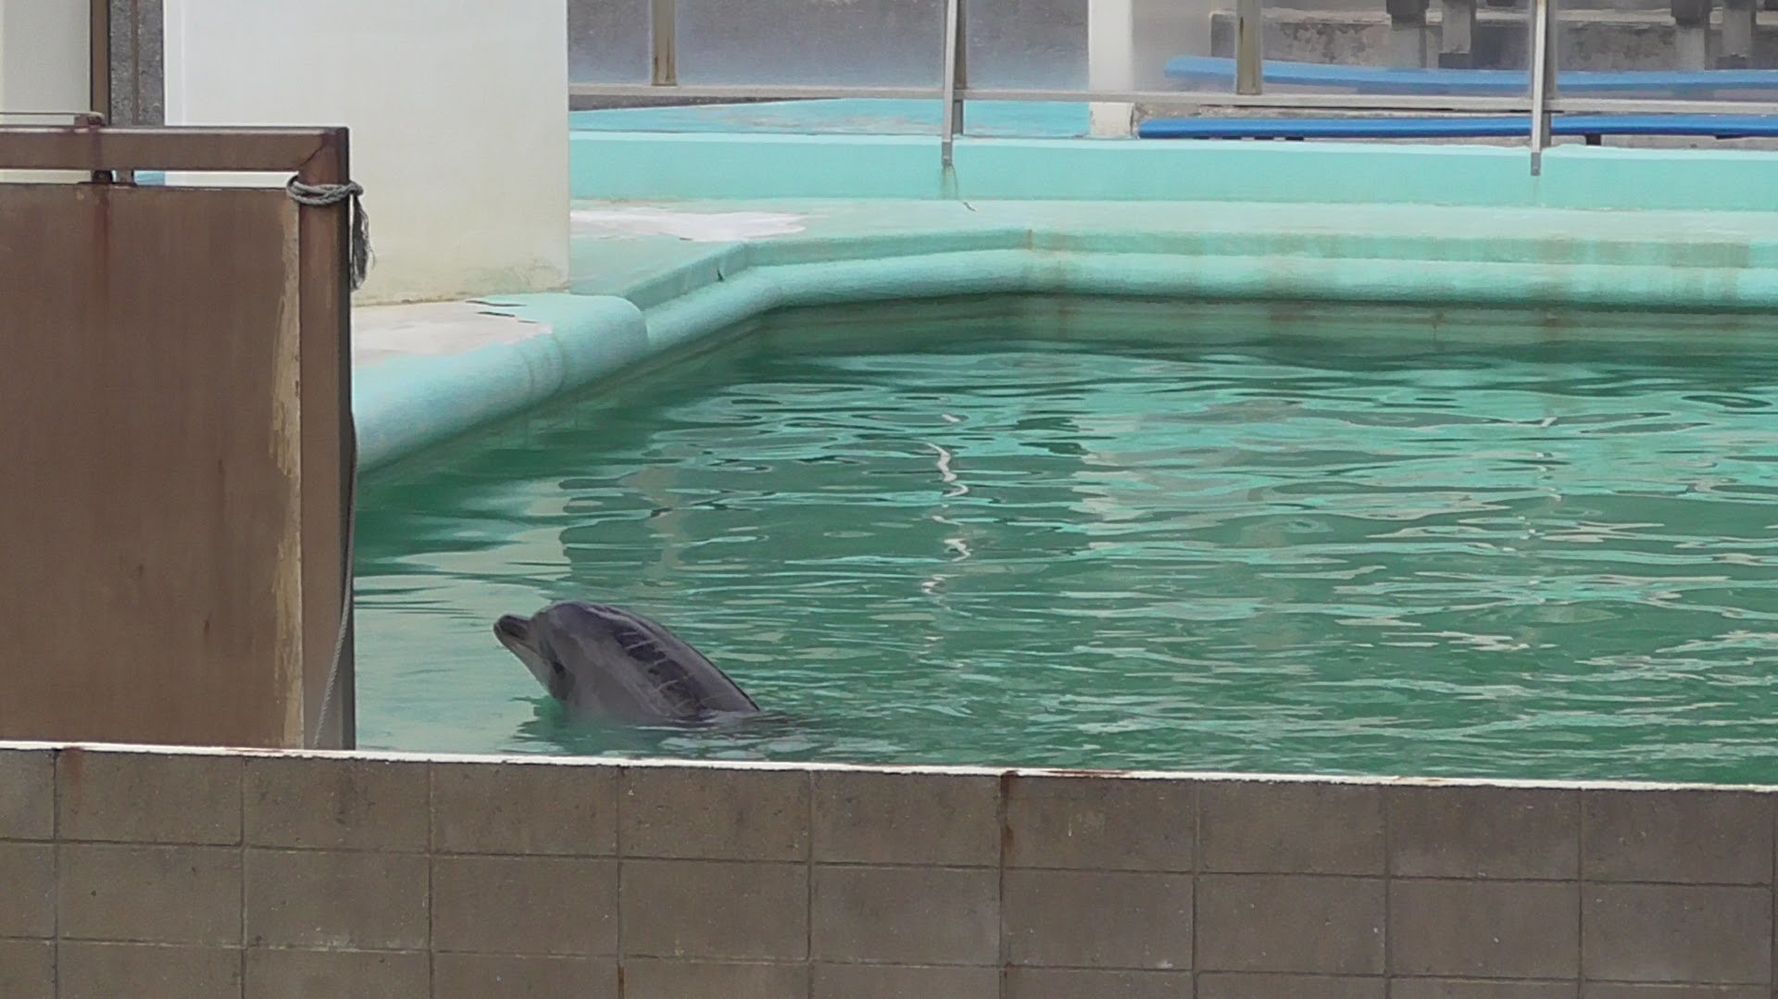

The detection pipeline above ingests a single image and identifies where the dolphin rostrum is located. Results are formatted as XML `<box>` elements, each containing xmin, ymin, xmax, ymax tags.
<box><xmin>493</xmin><ymin>601</ymin><xmax>760</xmax><ymax>725</ymax></box>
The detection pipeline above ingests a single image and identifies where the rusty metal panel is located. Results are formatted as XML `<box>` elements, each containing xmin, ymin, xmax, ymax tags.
<box><xmin>0</xmin><ymin>127</ymin><xmax>330</xmax><ymax>173</ymax></box>
<box><xmin>0</xmin><ymin>181</ymin><xmax>331</xmax><ymax>748</ymax></box>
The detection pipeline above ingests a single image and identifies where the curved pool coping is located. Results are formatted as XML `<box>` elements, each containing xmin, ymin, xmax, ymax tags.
<box><xmin>354</xmin><ymin>219</ymin><xmax>1778</xmax><ymax>473</ymax></box>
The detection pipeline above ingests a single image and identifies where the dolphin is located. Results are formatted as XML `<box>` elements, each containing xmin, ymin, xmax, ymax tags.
<box><xmin>493</xmin><ymin>601</ymin><xmax>760</xmax><ymax>725</ymax></box>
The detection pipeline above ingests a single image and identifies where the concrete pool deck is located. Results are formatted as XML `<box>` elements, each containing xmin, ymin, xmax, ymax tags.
<box><xmin>353</xmin><ymin>195</ymin><xmax>1778</xmax><ymax>473</ymax></box>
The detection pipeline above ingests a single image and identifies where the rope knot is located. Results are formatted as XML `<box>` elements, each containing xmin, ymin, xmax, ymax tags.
<box><xmin>286</xmin><ymin>178</ymin><xmax>373</xmax><ymax>292</ymax></box>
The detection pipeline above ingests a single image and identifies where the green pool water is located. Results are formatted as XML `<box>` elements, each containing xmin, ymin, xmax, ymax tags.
<box><xmin>355</xmin><ymin>299</ymin><xmax>1778</xmax><ymax>783</ymax></box>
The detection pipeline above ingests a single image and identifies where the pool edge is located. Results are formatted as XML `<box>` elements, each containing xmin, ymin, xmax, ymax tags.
<box><xmin>355</xmin><ymin>230</ymin><xmax>1778</xmax><ymax>472</ymax></box>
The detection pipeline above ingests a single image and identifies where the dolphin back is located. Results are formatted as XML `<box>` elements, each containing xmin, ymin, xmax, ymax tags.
<box><xmin>539</xmin><ymin>602</ymin><xmax>760</xmax><ymax>723</ymax></box>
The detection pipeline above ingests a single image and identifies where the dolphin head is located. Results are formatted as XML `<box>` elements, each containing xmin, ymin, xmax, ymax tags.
<box><xmin>494</xmin><ymin>601</ymin><xmax>760</xmax><ymax>725</ymax></box>
<box><xmin>493</xmin><ymin>611</ymin><xmax>574</xmax><ymax>701</ymax></box>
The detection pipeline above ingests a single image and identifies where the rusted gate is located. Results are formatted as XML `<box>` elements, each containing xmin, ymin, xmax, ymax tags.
<box><xmin>0</xmin><ymin>126</ymin><xmax>355</xmax><ymax>749</ymax></box>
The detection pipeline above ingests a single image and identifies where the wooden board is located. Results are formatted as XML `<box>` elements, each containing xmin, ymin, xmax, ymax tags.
<box><xmin>0</xmin><ymin>182</ymin><xmax>319</xmax><ymax>747</ymax></box>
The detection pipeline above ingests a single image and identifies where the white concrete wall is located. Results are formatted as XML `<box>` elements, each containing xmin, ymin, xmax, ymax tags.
<box><xmin>1087</xmin><ymin>0</ymin><xmax>1136</xmax><ymax>137</ymax></box>
<box><xmin>164</xmin><ymin>0</ymin><xmax>570</xmax><ymax>305</ymax></box>
<box><xmin>0</xmin><ymin>0</ymin><xmax>92</xmax><ymax>183</ymax></box>
<box><xmin>0</xmin><ymin>0</ymin><xmax>90</xmax><ymax>113</ymax></box>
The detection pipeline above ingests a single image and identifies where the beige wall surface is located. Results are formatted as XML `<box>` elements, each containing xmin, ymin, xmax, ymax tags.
<box><xmin>162</xmin><ymin>0</ymin><xmax>571</xmax><ymax>305</ymax></box>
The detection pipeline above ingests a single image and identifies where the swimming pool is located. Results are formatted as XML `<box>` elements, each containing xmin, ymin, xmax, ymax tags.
<box><xmin>355</xmin><ymin>298</ymin><xmax>1778</xmax><ymax>784</ymax></box>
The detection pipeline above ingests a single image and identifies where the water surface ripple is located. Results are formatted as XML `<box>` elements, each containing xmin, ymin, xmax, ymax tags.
<box><xmin>356</xmin><ymin>309</ymin><xmax>1778</xmax><ymax>783</ymax></box>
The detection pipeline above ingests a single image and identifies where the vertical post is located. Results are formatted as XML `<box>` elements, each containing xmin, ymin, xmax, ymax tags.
<box><xmin>1721</xmin><ymin>0</ymin><xmax>1754</xmax><ymax>68</ymax></box>
<box><xmin>1439</xmin><ymin>0</ymin><xmax>1478</xmax><ymax>67</ymax></box>
<box><xmin>1671</xmin><ymin>0</ymin><xmax>1711</xmax><ymax>70</ymax></box>
<box><xmin>295</xmin><ymin>128</ymin><xmax>356</xmax><ymax>750</ymax></box>
<box><xmin>651</xmin><ymin>0</ymin><xmax>678</xmax><ymax>87</ymax></box>
<box><xmin>113</xmin><ymin>0</ymin><xmax>168</xmax><ymax>127</ymax></box>
<box><xmin>942</xmin><ymin>0</ymin><xmax>964</xmax><ymax>165</ymax></box>
<box><xmin>1236</xmin><ymin>0</ymin><xmax>1264</xmax><ymax>94</ymax></box>
<box><xmin>1087</xmin><ymin>0</ymin><xmax>1135</xmax><ymax>137</ymax></box>
<box><xmin>1529</xmin><ymin>0</ymin><xmax>1555</xmax><ymax>175</ymax></box>
<box><xmin>1386</xmin><ymin>0</ymin><xmax>1433</xmax><ymax>67</ymax></box>
<box><xmin>89</xmin><ymin>0</ymin><xmax>111</xmax><ymax>119</ymax></box>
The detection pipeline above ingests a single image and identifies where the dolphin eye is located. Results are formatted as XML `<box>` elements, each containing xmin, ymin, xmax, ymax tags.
<box><xmin>550</xmin><ymin>661</ymin><xmax>567</xmax><ymax>676</ymax></box>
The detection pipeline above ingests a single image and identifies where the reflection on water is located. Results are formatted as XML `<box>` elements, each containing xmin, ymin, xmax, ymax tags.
<box><xmin>355</xmin><ymin>301</ymin><xmax>1778</xmax><ymax>783</ymax></box>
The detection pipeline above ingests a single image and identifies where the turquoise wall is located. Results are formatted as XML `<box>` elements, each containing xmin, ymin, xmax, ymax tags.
<box><xmin>570</xmin><ymin>131</ymin><xmax>1778</xmax><ymax>213</ymax></box>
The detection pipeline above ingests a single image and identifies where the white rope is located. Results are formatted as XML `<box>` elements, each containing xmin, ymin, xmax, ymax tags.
<box><xmin>286</xmin><ymin>178</ymin><xmax>373</xmax><ymax>291</ymax></box>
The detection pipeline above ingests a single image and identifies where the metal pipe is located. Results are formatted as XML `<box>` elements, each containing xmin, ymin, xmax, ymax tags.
<box><xmin>941</xmin><ymin>0</ymin><xmax>964</xmax><ymax>166</ymax></box>
<box><xmin>651</xmin><ymin>0</ymin><xmax>678</xmax><ymax>87</ymax></box>
<box><xmin>1528</xmin><ymin>0</ymin><xmax>1556</xmax><ymax>174</ymax></box>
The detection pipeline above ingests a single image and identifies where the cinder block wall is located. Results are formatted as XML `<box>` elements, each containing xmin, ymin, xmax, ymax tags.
<box><xmin>2</xmin><ymin>742</ymin><xmax>1775</xmax><ymax>997</ymax></box>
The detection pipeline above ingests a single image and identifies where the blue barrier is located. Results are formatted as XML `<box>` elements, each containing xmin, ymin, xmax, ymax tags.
<box><xmin>1138</xmin><ymin>113</ymin><xmax>1778</xmax><ymax>142</ymax></box>
<box><xmin>1162</xmin><ymin>55</ymin><xmax>1778</xmax><ymax>96</ymax></box>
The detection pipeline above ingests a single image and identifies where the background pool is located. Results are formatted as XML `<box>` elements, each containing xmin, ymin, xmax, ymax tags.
<box><xmin>355</xmin><ymin>299</ymin><xmax>1778</xmax><ymax>783</ymax></box>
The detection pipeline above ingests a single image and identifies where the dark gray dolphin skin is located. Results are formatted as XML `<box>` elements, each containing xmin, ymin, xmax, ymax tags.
<box><xmin>494</xmin><ymin>601</ymin><xmax>760</xmax><ymax>725</ymax></box>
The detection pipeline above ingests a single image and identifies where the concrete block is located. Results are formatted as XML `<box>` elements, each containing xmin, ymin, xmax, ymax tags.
<box><xmin>433</xmin><ymin>954</ymin><xmax>617</xmax><ymax>999</ymax></box>
<box><xmin>244</xmin><ymin>948</ymin><xmax>428</xmax><ymax>999</ymax></box>
<box><xmin>0</xmin><ymin>749</ymin><xmax>53</xmax><ymax>839</ymax></box>
<box><xmin>1585</xmin><ymin>981</ymin><xmax>1763</xmax><ymax>988</ymax></box>
<box><xmin>812</xmin><ymin>865</ymin><xmax>998</xmax><ymax>965</ymax></box>
<box><xmin>58</xmin><ymin>751</ymin><xmax>241</xmax><ymax>845</ymax></box>
<box><xmin>432</xmin><ymin>761</ymin><xmax>617</xmax><ymax>856</ymax></box>
<box><xmin>1394</xmin><ymin>983</ymin><xmax>1578</xmax><ymax>999</ymax></box>
<box><xmin>1389</xmin><ymin>880</ymin><xmax>1579</xmax><ymax>978</ymax></box>
<box><xmin>1201</xmin><ymin>781</ymin><xmax>1384</xmax><ymax>875</ymax></box>
<box><xmin>1196</xmin><ymin>875</ymin><xmax>1386</xmax><ymax>974</ymax></box>
<box><xmin>816</xmin><ymin>963</ymin><xmax>1001</xmax><ymax>999</ymax></box>
<box><xmin>1582</xmin><ymin>789</ymin><xmax>1773</xmax><ymax>885</ymax></box>
<box><xmin>432</xmin><ymin>855</ymin><xmax>617</xmax><ymax>956</ymax></box>
<box><xmin>1004</xmin><ymin>869</ymin><xmax>1192</xmax><ymax>970</ymax></box>
<box><xmin>245</xmin><ymin>849</ymin><xmax>427</xmax><ymax>950</ymax></box>
<box><xmin>58</xmin><ymin>844</ymin><xmax>240</xmax><ymax>945</ymax></box>
<box><xmin>813</xmin><ymin>770</ymin><xmax>998</xmax><ymax>866</ymax></box>
<box><xmin>0</xmin><ymin>940</ymin><xmax>54</xmax><ymax>999</ymax></box>
<box><xmin>245</xmin><ymin>757</ymin><xmax>428</xmax><ymax>851</ymax></box>
<box><xmin>623</xmin><ymin>959</ymin><xmax>810</xmax><ymax>999</ymax></box>
<box><xmin>1004</xmin><ymin>774</ymin><xmax>1193</xmax><ymax>872</ymax></box>
<box><xmin>1583</xmin><ymin>884</ymin><xmax>1771</xmax><ymax>984</ymax></box>
<box><xmin>0</xmin><ymin>843</ymin><xmax>54</xmax><ymax>937</ymax></box>
<box><xmin>1198</xmin><ymin>974</ymin><xmax>1384</xmax><ymax>999</ymax></box>
<box><xmin>621</xmin><ymin>766</ymin><xmax>808</xmax><ymax>861</ymax></box>
<box><xmin>57</xmin><ymin>942</ymin><xmax>242</xmax><ymax>999</ymax></box>
<box><xmin>1004</xmin><ymin>967</ymin><xmax>1193</xmax><ymax>999</ymax></box>
<box><xmin>1389</xmin><ymin>785</ymin><xmax>1578</xmax><ymax>879</ymax></box>
<box><xmin>622</xmin><ymin>860</ymin><xmax>808</xmax><ymax>961</ymax></box>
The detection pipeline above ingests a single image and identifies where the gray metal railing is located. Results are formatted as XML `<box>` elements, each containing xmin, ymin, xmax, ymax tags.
<box><xmin>569</xmin><ymin>0</ymin><xmax>1778</xmax><ymax>174</ymax></box>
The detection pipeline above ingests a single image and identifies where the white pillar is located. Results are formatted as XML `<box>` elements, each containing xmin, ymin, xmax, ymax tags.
<box><xmin>163</xmin><ymin>0</ymin><xmax>571</xmax><ymax>305</ymax></box>
<box><xmin>0</xmin><ymin>0</ymin><xmax>92</xmax><ymax>182</ymax></box>
<box><xmin>1088</xmin><ymin>0</ymin><xmax>1136</xmax><ymax>138</ymax></box>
